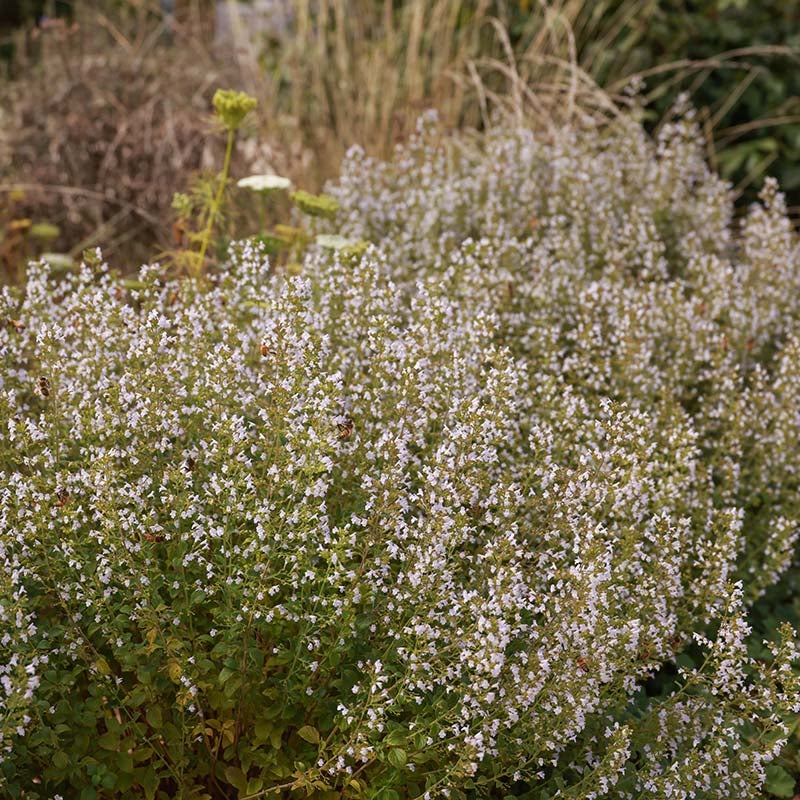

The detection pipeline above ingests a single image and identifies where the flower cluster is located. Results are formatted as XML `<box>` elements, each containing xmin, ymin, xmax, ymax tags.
<box><xmin>212</xmin><ymin>89</ymin><xmax>257</xmax><ymax>131</ymax></box>
<box><xmin>1</xmin><ymin>107</ymin><xmax>798</xmax><ymax>799</ymax></box>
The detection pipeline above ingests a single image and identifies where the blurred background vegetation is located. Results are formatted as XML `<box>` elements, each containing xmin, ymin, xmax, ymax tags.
<box><xmin>0</xmin><ymin>0</ymin><xmax>798</xmax><ymax>278</ymax></box>
<box><xmin>540</xmin><ymin>0</ymin><xmax>800</xmax><ymax>210</ymax></box>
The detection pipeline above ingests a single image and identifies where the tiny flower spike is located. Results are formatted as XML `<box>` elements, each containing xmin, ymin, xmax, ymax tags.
<box><xmin>2</xmin><ymin>108</ymin><xmax>800</xmax><ymax>800</ymax></box>
<box><xmin>212</xmin><ymin>88</ymin><xmax>257</xmax><ymax>131</ymax></box>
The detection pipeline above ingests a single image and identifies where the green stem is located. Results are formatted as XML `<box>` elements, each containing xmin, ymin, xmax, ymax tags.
<box><xmin>197</xmin><ymin>126</ymin><xmax>235</xmax><ymax>273</ymax></box>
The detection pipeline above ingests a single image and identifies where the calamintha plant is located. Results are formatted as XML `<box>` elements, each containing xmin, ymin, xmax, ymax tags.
<box><xmin>1</xmin><ymin>106</ymin><xmax>799</xmax><ymax>799</ymax></box>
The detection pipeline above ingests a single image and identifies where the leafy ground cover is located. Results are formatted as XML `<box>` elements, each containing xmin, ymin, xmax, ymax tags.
<box><xmin>2</xmin><ymin>103</ymin><xmax>800</xmax><ymax>798</ymax></box>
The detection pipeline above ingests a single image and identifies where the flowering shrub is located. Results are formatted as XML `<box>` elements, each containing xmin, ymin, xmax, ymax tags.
<box><xmin>1</xmin><ymin>109</ymin><xmax>799</xmax><ymax>799</ymax></box>
<box><xmin>329</xmin><ymin>109</ymin><xmax>800</xmax><ymax>604</ymax></box>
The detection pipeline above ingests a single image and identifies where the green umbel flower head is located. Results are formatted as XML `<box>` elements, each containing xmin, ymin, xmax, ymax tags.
<box><xmin>291</xmin><ymin>190</ymin><xmax>339</xmax><ymax>219</ymax></box>
<box><xmin>212</xmin><ymin>89</ymin><xmax>257</xmax><ymax>131</ymax></box>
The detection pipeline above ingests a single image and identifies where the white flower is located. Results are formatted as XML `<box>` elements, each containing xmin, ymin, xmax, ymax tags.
<box><xmin>237</xmin><ymin>174</ymin><xmax>292</xmax><ymax>193</ymax></box>
<box><xmin>314</xmin><ymin>234</ymin><xmax>361</xmax><ymax>250</ymax></box>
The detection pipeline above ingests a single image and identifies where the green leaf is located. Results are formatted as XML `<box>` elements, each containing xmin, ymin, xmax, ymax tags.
<box><xmin>674</xmin><ymin>653</ymin><xmax>696</xmax><ymax>671</ymax></box>
<box><xmin>223</xmin><ymin>675</ymin><xmax>243</xmax><ymax>698</ymax></box>
<box><xmin>224</xmin><ymin>765</ymin><xmax>248</xmax><ymax>792</ymax></box>
<box><xmin>387</xmin><ymin>748</ymin><xmax>407</xmax><ymax>769</ymax></box>
<box><xmin>98</xmin><ymin>731</ymin><xmax>119</xmax><ymax>750</ymax></box>
<box><xmin>131</xmin><ymin>747</ymin><xmax>154</xmax><ymax>762</ymax></box>
<box><xmin>297</xmin><ymin>725</ymin><xmax>320</xmax><ymax>745</ymax></box>
<box><xmin>315</xmin><ymin>234</ymin><xmax>358</xmax><ymax>250</ymax></box>
<box><xmin>116</xmin><ymin>750</ymin><xmax>134</xmax><ymax>774</ymax></box>
<box><xmin>117</xmin><ymin>768</ymin><xmax>135</xmax><ymax>792</ymax></box>
<box><xmin>146</xmin><ymin>706</ymin><xmax>162</xmax><ymax>730</ymax></box>
<box><xmin>765</xmin><ymin>764</ymin><xmax>795</xmax><ymax>798</ymax></box>
<box><xmin>139</xmin><ymin>765</ymin><xmax>158</xmax><ymax>800</ymax></box>
<box><xmin>29</xmin><ymin>222</ymin><xmax>60</xmax><ymax>241</ymax></box>
<box><xmin>270</xmin><ymin>727</ymin><xmax>283</xmax><ymax>749</ymax></box>
<box><xmin>255</xmin><ymin>234</ymin><xmax>290</xmax><ymax>256</ymax></box>
<box><xmin>52</xmin><ymin>751</ymin><xmax>69</xmax><ymax>769</ymax></box>
<box><xmin>385</xmin><ymin>729</ymin><xmax>406</xmax><ymax>747</ymax></box>
<box><xmin>126</xmin><ymin>686</ymin><xmax>148</xmax><ymax>707</ymax></box>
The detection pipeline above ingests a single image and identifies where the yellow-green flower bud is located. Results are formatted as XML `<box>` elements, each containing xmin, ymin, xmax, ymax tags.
<box><xmin>171</xmin><ymin>192</ymin><xmax>192</xmax><ymax>216</ymax></box>
<box><xmin>212</xmin><ymin>89</ymin><xmax>257</xmax><ymax>130</ymax></box>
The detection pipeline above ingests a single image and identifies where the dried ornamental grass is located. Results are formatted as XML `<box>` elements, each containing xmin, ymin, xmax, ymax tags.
<box><xmin>1</xmin><ymin>110</ymin><xmax>799</xmax><ymax>798</ymax></box>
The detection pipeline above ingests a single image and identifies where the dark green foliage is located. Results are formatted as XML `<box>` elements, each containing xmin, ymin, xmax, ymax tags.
<box><xmin>638</xmin><ymin>1</ymin><xmax>800</xmax><ymax>211</ymax></box>
<box><xmin>501</xmin><ymin>0</ymin><xmax>800</xmax><ymax>213</ymax></box>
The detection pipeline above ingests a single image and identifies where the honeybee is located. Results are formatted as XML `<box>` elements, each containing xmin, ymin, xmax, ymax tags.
<box><xmin>55</xmin><ymin>487</ymin><xmax>69</xmax><ymax>507</ymax></box>
<box><xmin>184</xmin><ymin>456</ymin><xmax>196</xmax><ymax>473</ymax></box>
<box><xmin>337</xmin><ymin>417</ymin><xmax>354</xmax><ymax>439</ymax></box>
<box><xmin>38</xmin><ymin>377</ymin><xmax>51</xmax><ymax>397</ymax></box>
<box><xmin>575</xmin><ymin>656</ymin><xmax>590</xmax><ymax>674</ymax></box>
<box><xmin>6</xmin><ymin>318</ymin><xmax>25</xmax><ymax>332</ymax></box>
